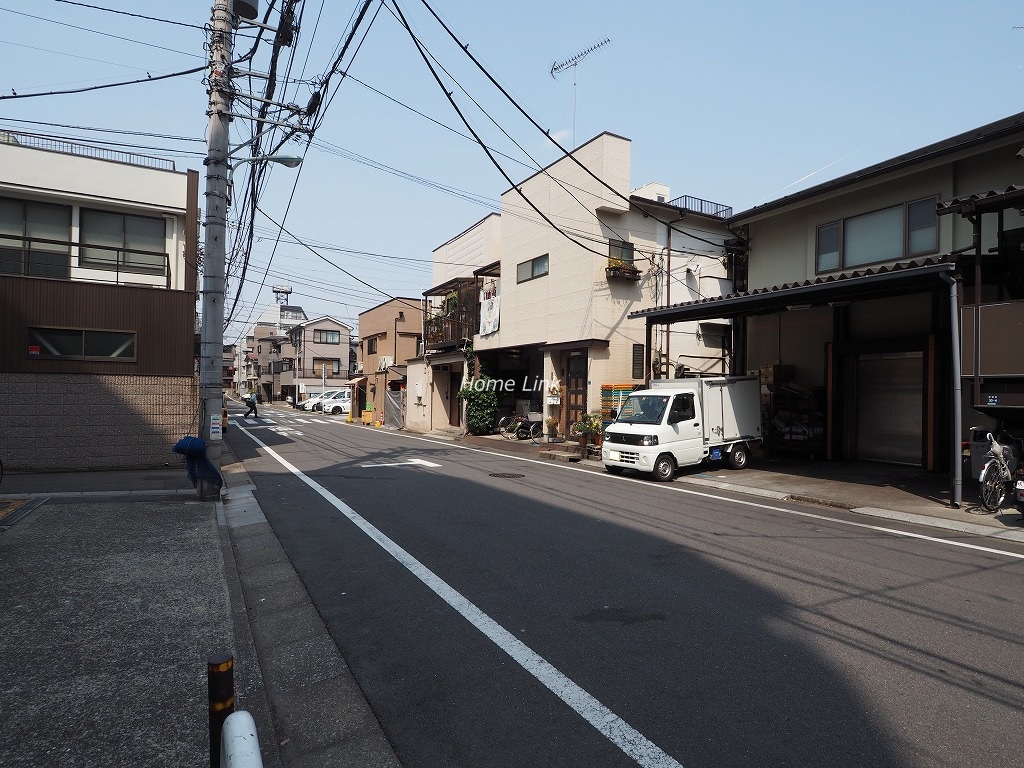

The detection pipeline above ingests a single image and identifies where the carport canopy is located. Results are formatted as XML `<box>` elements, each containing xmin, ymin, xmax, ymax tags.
<box><xmin>629</xmin><ymin>259</ymin><xmax>956</xmax><ymax>324</ymax></box>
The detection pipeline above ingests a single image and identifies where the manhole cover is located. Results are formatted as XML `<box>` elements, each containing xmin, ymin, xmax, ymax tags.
<box><xmin>489</xmin><ymin>472</ymin><xmax>525</xmax><ymax>479</ymax></box>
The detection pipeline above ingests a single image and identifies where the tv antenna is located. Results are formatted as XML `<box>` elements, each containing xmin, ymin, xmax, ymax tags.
<box><xmin>550</xmin><ymin>37</ymin><xmax>611</xmax><ymax>149</ymax></box>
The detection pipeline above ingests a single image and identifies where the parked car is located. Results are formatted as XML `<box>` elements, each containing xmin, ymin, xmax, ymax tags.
<box><xmin>320</xmin><ymin>389</ymin><xmax>352</xmax><ymax>415</ymax></box>
<box><xmin>302</xmin><ymin>390</ymin><xmax>341</xmax><ymax>411</ymax></box>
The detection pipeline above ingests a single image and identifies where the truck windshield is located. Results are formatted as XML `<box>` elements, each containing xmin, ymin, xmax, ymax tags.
<box><xmin>614</xmin><ymin>394</ymin><xmax>669</xmax><ymax>425</ymax></box>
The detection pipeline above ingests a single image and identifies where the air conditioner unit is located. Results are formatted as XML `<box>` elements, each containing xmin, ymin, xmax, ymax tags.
<box><xmin>377</xmin><ymin>355</ymin><xmax>394</xmax><ymax>372</ymax></box>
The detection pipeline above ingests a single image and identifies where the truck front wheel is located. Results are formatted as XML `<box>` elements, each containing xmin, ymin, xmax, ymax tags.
<box><xmin>653</xmin><ymin>454</ymin><xmax>676</xmax><ymax>482</ymax></box>
<box><xmin>726</xmin><ymin>443</ymin><xmax>749</xmax><ymax>470</ymax></box>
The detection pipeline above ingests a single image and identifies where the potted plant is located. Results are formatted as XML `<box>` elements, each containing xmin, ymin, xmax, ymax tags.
<box><xmin>544</xmin><ymin>416</ymin><xmax>559</xmax><ymax>438</ymax></box>
<box><xmin>569</xmin><ymin>411</ymin><xmax>603</xmax><ymax>447</ymax></box>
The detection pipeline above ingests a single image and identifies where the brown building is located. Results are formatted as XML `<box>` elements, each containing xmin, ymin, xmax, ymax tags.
<box><xmin>0</xmin><ymin>132</ymin><xmax>200</xmax><ymax>471</ymax></box>
<box><xmin>357</xmin><ymin>298</ymin><xmax>422</xmax><ymax>426</ymax></box>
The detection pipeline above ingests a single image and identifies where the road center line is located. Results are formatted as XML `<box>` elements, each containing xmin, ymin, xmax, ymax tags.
<box><xmin>237</xmin><ymin>425</ymin><xmax>685</xmax><ymax>768</ymax></box>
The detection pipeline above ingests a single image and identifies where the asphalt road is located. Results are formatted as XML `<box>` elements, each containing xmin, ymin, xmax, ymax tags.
<box><xmin>226</xmin><ymin>410</ymin><xmax>1024</xmax><ymax>768</ymax></box>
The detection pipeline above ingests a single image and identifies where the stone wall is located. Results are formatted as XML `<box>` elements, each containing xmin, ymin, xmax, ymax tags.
<box><xmin>1</xmin><ymin>373</ymin><xmax>200</xmax><ymax>472</ymax></box>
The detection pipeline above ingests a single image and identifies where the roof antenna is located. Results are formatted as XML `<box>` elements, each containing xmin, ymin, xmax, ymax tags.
<box><xmin>550</xmin><ymin>37</ymin><xmax>610</xmax><ymax>150</ymax></box>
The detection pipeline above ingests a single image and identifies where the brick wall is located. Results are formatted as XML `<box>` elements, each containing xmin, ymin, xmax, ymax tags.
<box><xmin>1</xmin><ymin>373</ymin><xmax>200</xmax><ymax>472</ymax></box>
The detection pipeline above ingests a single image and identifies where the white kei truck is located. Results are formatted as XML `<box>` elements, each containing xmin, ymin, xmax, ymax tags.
<box><xmin>601</xmin><ymin>376</ymin><xmax>763</xmax><ymax>481</ymax></box>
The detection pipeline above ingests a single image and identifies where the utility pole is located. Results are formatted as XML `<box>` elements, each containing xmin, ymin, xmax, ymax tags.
<box><xmin>197</xmin><ymin>0</ymin><xmax>235</xmax><ymax>500</ymax></box>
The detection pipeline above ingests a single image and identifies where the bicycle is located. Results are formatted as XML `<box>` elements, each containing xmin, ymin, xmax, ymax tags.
<box><xmin>979</xmin><ymin>432</ymin><xmax>1020</xmax><ymax>511</ymax></box>
<box><xmin>497</xmin><ymin>415</ymin><xmax>542</xmax><ymax>441</ymax></box>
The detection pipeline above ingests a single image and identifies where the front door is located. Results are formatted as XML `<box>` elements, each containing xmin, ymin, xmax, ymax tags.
<box><xmin>449</xmin><ymin>371</ymin><xmax>461</xmax><ymax>427</ymax></box>
<box><xmin>566</xmin><ymin>353</ymin><xmax>587</xmax><ymax>428</ymax></box>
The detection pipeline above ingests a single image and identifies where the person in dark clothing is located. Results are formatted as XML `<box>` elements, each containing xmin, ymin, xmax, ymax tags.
<box><xmin>244</xmin><ymin>392</ymin><xmax>259</xmax><ymax>418</ymax></box>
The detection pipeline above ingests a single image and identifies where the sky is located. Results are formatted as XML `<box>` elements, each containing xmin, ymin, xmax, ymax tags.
<box><xmin>2</xmin><ymin>0</ymin><xmax>1022</xmax><ymax>344</ymax></box>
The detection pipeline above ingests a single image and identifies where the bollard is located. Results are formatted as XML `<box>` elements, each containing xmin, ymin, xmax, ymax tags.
<box><xmin>208</xmin><ymin>651</ymin><xmax>235</xmax><ymax>768</ymax></box>
<box><xmin>222</xmin><ymin>407</ymin><xmax>228</xmax><ymax>433</ymax></box>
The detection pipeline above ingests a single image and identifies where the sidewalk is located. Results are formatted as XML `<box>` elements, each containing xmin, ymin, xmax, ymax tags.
<box><xmin>2</xmin><ymin>416</ymin><xmax>1021</xmax><ymax>765</ymax></box>
<box><xmin>0</xmin><ymin>443</ymin><xmax>400</xmax><ymax>768</ymax></box>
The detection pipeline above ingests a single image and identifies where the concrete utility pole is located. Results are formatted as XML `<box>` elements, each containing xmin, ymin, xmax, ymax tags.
<box><xmin>197</xmin><ymin>0</ymin><xmax>235</xmax><ymax>500</ymax></box>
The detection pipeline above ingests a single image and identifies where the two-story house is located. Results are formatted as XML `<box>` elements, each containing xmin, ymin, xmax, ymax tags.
<box><xmin>632</xmin><ymin>110</ymin><xmax>1024</xmax><ymax>504</ymax></box>
<box><xmin>286</xmin><ymin>315</ymin><xmax>353</xmax><ymax>403</ymax></box>
<box><xmin>408</xmin><ymin>132</ymin><xmax>733</xmax><ymax>436</ymax></box>
<box><xmin>0</xmin><ymin>131</ymin><xmax>200</xmax><ymax>471</ymax></box>
<box><xmin>357</xmin><ymin>298</ymin><xmax>423</xmax><ymax>426</ymax></box>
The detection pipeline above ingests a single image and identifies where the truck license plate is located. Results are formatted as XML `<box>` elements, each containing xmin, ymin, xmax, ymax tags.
<box><xmin>608</xmin><ymin>450</ymin><xmax>620</xmax><ymax>461</ymax></box>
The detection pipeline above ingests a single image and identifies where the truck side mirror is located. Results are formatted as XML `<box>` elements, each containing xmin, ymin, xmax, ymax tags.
<box><xmin>609</xmin><ymin>408</ymin><xmax>617</xmax><ymax>420</ymax></box>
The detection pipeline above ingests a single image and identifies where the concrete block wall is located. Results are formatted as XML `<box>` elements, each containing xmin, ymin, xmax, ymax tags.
<box><xmin>1</xmin><ymin>373</ymin><xmax>200</xmax><ymax>472</ymax></box>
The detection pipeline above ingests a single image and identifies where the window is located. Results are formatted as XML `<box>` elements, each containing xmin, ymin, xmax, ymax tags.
<box><xmin>0</xmin><ymin>197</ymin><xmax>71</xmax><ymax>278</ymax></box>
<box><xmin>632</xmin><ymin>343</ymin><xmax>645</xmax><ymax>379</ymax></box>
<box><xmin>27</xmin><ymin>327</ymin><xmax>136</xmax><ymax>361</ymax></box>
<box><xmin>313</xmin><ymin>358</ymin><xmax>341</xmax><ymax>375</ymax></box>
<box><xmin>314</xmin><ymin>329</ymin><xmax>341</xmax><ymax>344</ymax></box>
<box><xmin>516</xmin><ymin>254</ymin><xmax>549</xmax><ymax>283</ymax></box>
<box><xmin>815</xmin><ymin>196</ymin><xmax>938</xmax><ymax>272</ymax></box>
<box><xmin>80</xmin><ymin>209</ymin><xmax>166</xmax><ymax>274</ymax></box>
<box><xmin>367</xmin><ymin>337</ymin><xmax>377</xmax><ymax>355</ymax></box>
<box><xmin>609</xmin><ymin>239</ymin><xmax>635</xmax><ymax>267</ymax></box>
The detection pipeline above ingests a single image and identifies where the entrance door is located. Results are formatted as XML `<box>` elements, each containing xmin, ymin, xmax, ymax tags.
<box><xmin>566</xmin><ymin>353</ymin><xmax>587</xmax><ymax>428</ymax></box>
<box><xmin>449</xmin><ymin>371</ymin><xmax>461</xmax><ymax>427</ymax></box>
<box><xmin>855</xmin><ymin>351</ymin><xmax>923</xmax><ymax>465</ymax></box>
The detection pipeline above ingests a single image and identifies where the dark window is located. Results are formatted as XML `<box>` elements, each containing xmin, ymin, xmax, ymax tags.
<box><xmin>632</xmin><ymin>343</ymin><xmax>645</xmax><ymax>379</ymax></box>
<box><xmin>516</xmin><ymin>254</ymin><xmax>549</xmax><ymax>283</ymax></box>
<box><xmin>80</xmin><ymin>209</ymin><xmax>166</xmax><ymax>274</ymax></box>
<box><xmin>28</xmin><ymin>327</ymin><xmax>136</xmax><ymax>361</ymax></box>
<box><xmin>367</xmin><ymin>337</ymin><xmax>377</xmax><ymax>355</ymax></box>
<box><xmin>0</xmin><ymin>197</ymin><xmax>71</xmax><ymax>278</ymax></box>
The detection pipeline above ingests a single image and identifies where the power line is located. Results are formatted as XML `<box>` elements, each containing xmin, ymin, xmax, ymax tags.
<box><xmin>0</xmin><ymin>5</ymin><xmax>202</xmax><ymax>57</ymax></box>
<box><xmin>0</xmin><ymin>64</ymin><xmax>206</xmax><ymax>100</ymax></box>
<box><xmin>52</xmin><ymin>0</ymin><xmax>207</xmax><ymax>29</ymax></box>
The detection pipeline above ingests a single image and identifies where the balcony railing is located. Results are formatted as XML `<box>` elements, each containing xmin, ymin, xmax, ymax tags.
<box><xmin>0</xmin><ymin>234</ymin><xmax>171</xmax><ymax>287</ymax></box>
<box><xmin>424</xmin><ymin>278</ymin><xmax>480</xmax><ymax>349</ymax></box>
<box><xmin>667</xmin><ymin>194</ymin><xmax>732</xmax><ymax>219</ymax></box>
<box><xmin>2</xmin><ymin>130</ymin><xmax>176</xmax><ymax>171</ymax></box>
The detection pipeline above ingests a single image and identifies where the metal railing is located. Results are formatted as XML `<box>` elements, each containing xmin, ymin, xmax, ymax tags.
<box><xmin>0</xmin><ymin>234</ymin><xmax>171</xmax><ymax>287</ymax></box>
<box><xmin>668</xmin><ymin>194</ymin><xmax>733</xmax><ymax>219</ymax></box>
<box><xmin>1</xmin><ymin>129</ymin><xmax>176</xmax><ymax>171</ymax></box>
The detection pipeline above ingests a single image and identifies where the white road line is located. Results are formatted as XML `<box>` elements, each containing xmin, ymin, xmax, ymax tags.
<box><xmin>237</xmin><ymin>424</ymin><xmax>685</xmax><ymax>768</ymax></box>
<box><xmin>378</xmin><ymin>432</ymin><xmax>1024</xmax><ymax>561</ymax></box>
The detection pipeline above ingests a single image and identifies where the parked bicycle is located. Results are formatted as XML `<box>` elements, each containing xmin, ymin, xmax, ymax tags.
<box><xmin>978</xmin><ymin>432</ymin><xmax>1023</xmax><ymax>512</ymax></box>
<box><xmin>497</xmin><ymin>415</ymin><xmax>542</xmax><ymax>441</ymax></box>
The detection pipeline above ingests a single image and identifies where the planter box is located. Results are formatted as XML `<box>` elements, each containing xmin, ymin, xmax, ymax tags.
<box><xmin>361</xmin><ymin>411</ymin><xmax>374</xmax><ymax>425</ymax></box>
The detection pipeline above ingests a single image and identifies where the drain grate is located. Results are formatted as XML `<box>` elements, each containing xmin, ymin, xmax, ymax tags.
<box><xmin>489</xmin><ymin>472</ymin><xmax>525</xmax><ymax>479</ymax></box>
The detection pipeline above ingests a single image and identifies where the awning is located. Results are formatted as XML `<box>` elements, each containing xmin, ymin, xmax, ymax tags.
<box><xmin>539</xmin><ymin>338</ymin><xmax>610</xmax><ymax>352</ymax></box>
<box><xmin>630</xmin><ymin>259</ymin><xmax>956</xmax><ymax>324</ymax></box>
<box><xmin>341</xmin><ymin>376</ymin><xmax>367</xmax><ymax>386</ymax></box>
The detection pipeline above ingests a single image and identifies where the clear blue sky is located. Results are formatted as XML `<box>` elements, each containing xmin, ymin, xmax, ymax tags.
<box><xmin>2</xmin><ymin>0</ymin><xmax>1022</xmax><ymax>343</ymax></box>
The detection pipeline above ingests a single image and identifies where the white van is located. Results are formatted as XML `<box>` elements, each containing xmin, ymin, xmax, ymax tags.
<box><xmin>602</xmin><ymin>376</ymin><xmax>762</xmax><ymax>481</ymax></box>
<box><xmin>320</xmin><ymin>389</ymin><xmax>352</xmax><ymax>415</ymax></box>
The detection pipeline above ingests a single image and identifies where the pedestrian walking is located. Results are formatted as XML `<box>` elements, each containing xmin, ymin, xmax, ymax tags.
<box><xmin>244</xmin><ymin>391</ymin><xmax>259</xmax><ymax>418</ymax></box>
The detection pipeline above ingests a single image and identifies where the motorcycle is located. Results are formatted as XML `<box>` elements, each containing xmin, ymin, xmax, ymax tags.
<box><xmin>978</xmin><ymin>432</ymin><xmax>1024</xmax><ymax>516</ymax></box>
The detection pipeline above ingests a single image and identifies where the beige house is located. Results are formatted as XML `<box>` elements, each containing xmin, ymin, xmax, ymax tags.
<box><xmin>408</xmin><ymin>132</ymin><xmax>733</xmax><ymax>436</ymax></box>
<box><xmin>287</xmin><ymin>315</ymin><xmax>353</xmax><ymax>404</ymax></box>
<box><xmin>631</xmin><ymin>111</ymin><xmax>1024</xmax><ymax>503</ymax></box>
<box><xmin>357</xmin><ymin>298</ymin><xmax>423</xmax><ymax>425</ymax></box>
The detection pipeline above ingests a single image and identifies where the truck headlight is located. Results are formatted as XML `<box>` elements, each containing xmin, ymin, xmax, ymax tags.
<box><xmin>640</xmin><ymin>435</ymin><xmax>658</xmax><ymax>446</ymax></box>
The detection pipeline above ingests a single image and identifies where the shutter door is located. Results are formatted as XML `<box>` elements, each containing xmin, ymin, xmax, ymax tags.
<box><xmin>855</xmin><ymin>352</ymin><xmax>923</xmax><ymax>465</ymax></box>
